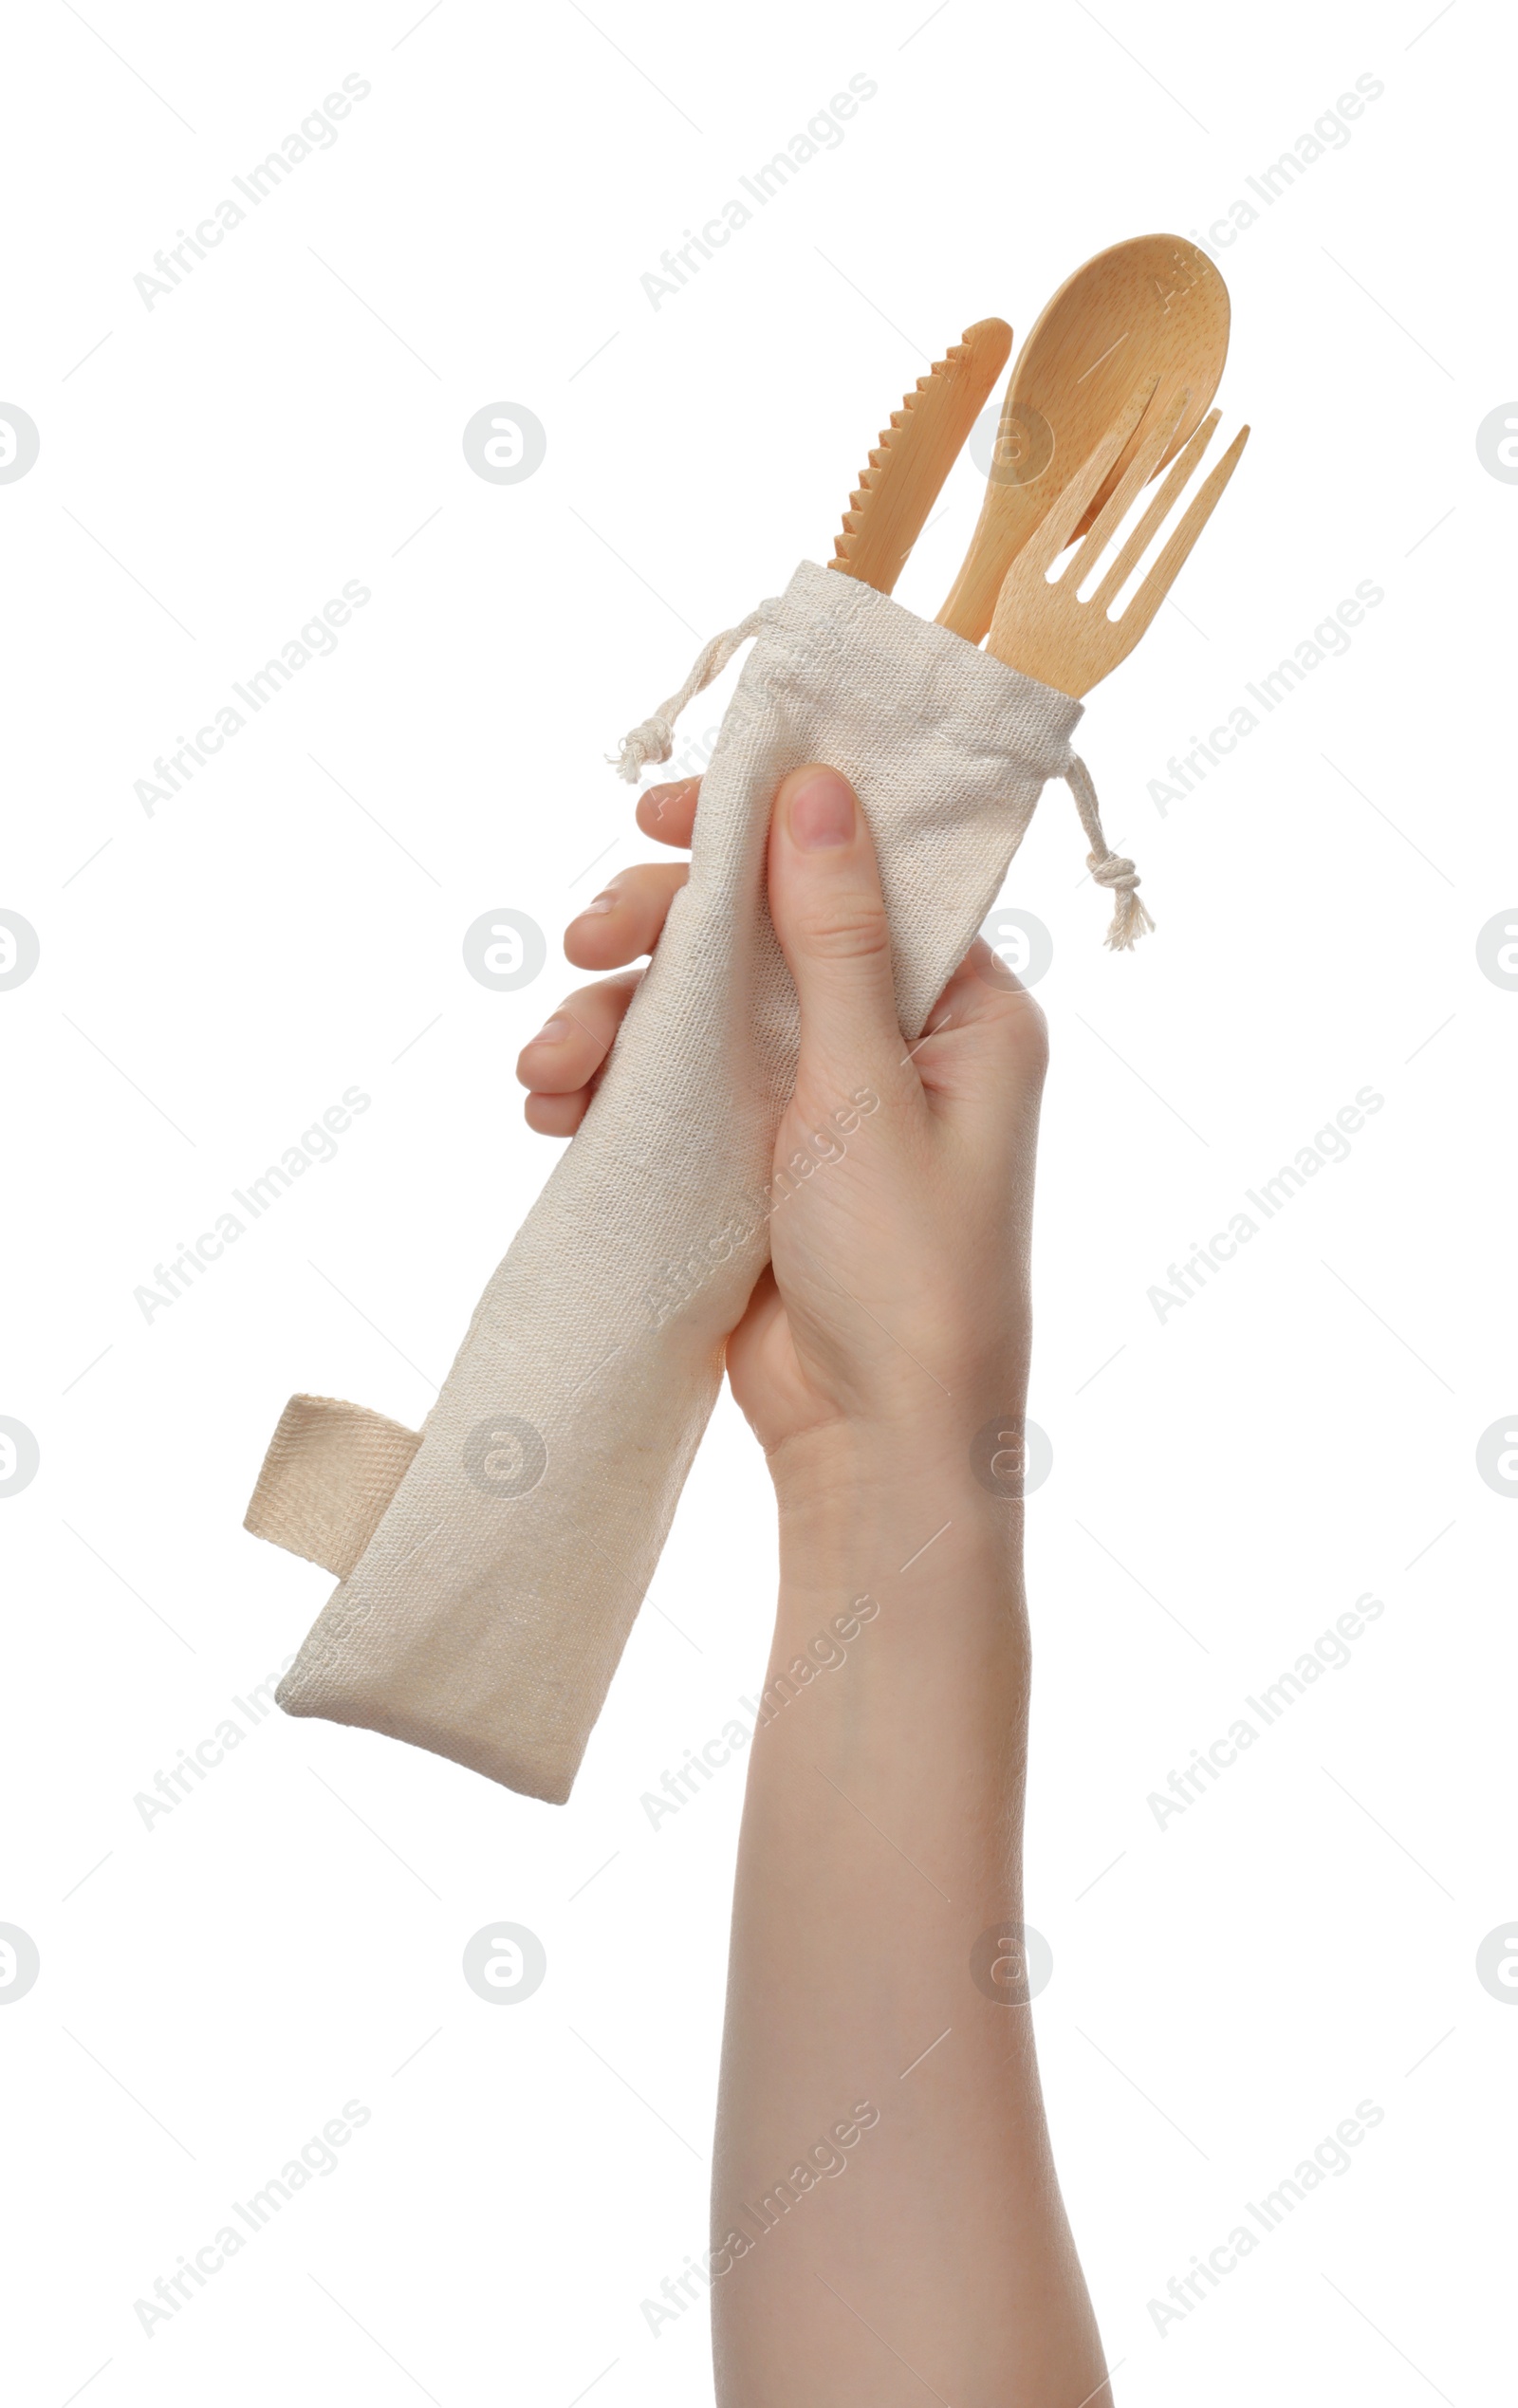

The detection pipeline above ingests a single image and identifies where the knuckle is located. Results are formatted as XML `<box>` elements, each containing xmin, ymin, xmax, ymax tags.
<box><xmin>791</xmin><ymin>892</ymin><xmax>891</xmax><ymax>964</ymax></box>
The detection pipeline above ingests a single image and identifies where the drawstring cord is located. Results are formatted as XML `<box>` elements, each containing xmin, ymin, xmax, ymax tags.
<box><xmin>1062</xmin><ymin>753</ymin><xmax>1155</xmax><ymax>952</ymax></box>
<box><xmin>610</xmin><ymin>606</ymin><xmax>770</xmax><ymax>786</ymax></box>
<box><xmin>611</xmin><ymin>612</ymin><xmax>1152</xmax><ymax>951</ymax></box>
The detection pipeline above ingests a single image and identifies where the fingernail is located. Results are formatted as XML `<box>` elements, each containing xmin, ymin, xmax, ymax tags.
<box><xmin>529</xmin><ymin>1016</ymin><xmax>570</xmax><ymax>1045</ymax></box>
<box><xmin>787</xmin><ymin>769</ymin><xmax>855</xmax><ymax>851</ymax></box>
<box><xmin>580</xmin><ymin>889</ymin><xmax>619</xmax><ymax>916</ymax></box>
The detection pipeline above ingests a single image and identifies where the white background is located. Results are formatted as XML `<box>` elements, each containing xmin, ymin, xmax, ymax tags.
<box><xmin>2</xmin><ymin>2</ymin><xmax>1512</xmax><ymax>2401</ymax></box>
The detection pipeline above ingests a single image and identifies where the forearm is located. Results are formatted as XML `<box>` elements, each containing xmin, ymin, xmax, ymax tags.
<box><xmin>525</xmin><ymin>760</ymin><xmax>1105</xmax><ymax>2392</ymax></box>
<box><xmin>711</xmin><ymin>1432</ymin><xmax>1108</xmax><ymax>2405</ymax></box>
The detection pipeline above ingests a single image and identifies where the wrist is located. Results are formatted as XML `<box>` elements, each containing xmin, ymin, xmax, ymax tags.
<box><xmin>768</xmin><ymin>1416</ymin><xmax>1026</xmax><ymax>1616</ymax></box>
<box><xmin>768</xmin><ymin>1404</ymin><xmax>1031</xmax><ymax>1516</ymax></box>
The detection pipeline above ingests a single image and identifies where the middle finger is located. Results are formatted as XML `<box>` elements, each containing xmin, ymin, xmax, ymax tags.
<box><xmin>565</xmin><ymin>861</ymin><xmax>689</xmax><ymax>971</ymax></box>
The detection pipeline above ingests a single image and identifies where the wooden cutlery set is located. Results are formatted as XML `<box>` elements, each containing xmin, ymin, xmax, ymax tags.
<box><xmin>829</xmin><ymin>232</ymin><xmax>1248</xmax><ymax>699</ymax></box>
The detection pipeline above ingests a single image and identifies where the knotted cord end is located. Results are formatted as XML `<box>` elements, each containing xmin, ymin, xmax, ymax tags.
<box><xmin>606</xmin><ymin>603</ymin><xmax>769</xmax><ymax>788</ymax></box>
<box><xmin>609</xmin><ymin>717</ymin><xmax>676</xmax><ymax>785</ymax></box>
<box><xmin>1064</xmin><ymin>752</ymin><xmax>1153</xmax><ymax>951</ymax></box>
<box><xmin>1088</xmin><ymin>851</ymin><xmax>1155</xmax><ymax>951</ymax></box>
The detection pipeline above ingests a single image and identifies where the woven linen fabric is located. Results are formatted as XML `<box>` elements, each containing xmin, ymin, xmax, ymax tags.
<box><xmin>259</xmin><ymin>561</ymin><xmax>1087</xmax><ymax>1803</ymax></box>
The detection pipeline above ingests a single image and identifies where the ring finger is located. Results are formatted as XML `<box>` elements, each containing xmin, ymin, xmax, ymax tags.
<box><xmin>515</xmin><ymin>970</ymin><xmax>643</xmax><ymax>1135</ymax></box>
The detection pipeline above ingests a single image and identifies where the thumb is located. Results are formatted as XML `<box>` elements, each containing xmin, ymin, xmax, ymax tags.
<box><xmin>768</xmin><ymin>764</ymin><xmax>902</xmax><ymax>1080</ymax></box>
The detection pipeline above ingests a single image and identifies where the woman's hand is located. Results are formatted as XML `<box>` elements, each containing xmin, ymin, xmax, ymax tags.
<box><xmin>515</xmin><ymin>764</ymin><xmax>1047</xmax><ymax>1491</ymax></box>
<box><xmin>524</xmin><ymin>772</ymin><xmax>1103</xmax><ymax>2399</ymax></box>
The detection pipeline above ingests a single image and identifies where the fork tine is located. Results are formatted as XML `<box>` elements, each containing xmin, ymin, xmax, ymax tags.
<box><xmin>1089</xmin><ymin>410</ymin><xmax>1221</xmax><ymax>615</ymax></box>
<box><xmin>1110</xmin><ymin>425</ymin><xmax>1250</xmax><ymax>654</ymax></box>
<box><xmin>1024</xmin><ymin>377</ymin><xmax>1159</xmax><ymax>573</ymax></box>
<box><xmin>1066</xmin><ymin>388</ymin><xmax>1190</xmax><ymax>588</ymax></box>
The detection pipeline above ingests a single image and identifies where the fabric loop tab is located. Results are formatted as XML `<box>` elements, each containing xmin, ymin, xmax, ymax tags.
<box><xmin>245</xmin><ymin>1395</ymin><xmax>421</xmax><ymax>1582</ymax></box>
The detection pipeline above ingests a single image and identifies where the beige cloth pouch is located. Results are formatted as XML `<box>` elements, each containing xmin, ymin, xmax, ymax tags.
<box><xmin>247</xmin><ymin>561</ymin><xmax>1145</xmax><ymax>1802</ymax></box>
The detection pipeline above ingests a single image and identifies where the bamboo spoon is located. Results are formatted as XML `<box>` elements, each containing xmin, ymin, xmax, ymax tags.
<box><xmin>938</xmin><ymin>236</ymin><xmax>1229</xmax><ymax>643</ymax></box>
<box><xmin>986</xmin><ymin>380</ymin><xmax>1250</xmax><ymax>697</ymax></box>
<box><xmin>829</xmin><ymin>318</ymin><xmax>1012</xmax><ymax>595</ymax></box>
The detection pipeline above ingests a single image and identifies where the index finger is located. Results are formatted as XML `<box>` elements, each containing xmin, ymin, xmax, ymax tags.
<box><xmin>635</xmin><ymin>776</ymin><xmax>700</xmax><ymax>850</ymax></box>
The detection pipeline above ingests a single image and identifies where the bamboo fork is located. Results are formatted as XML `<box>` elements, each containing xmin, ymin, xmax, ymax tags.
<box><xmin>986</xmin><ymin>380</ymin><xmax>1249</xmax><ymax>697</ymax></box>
